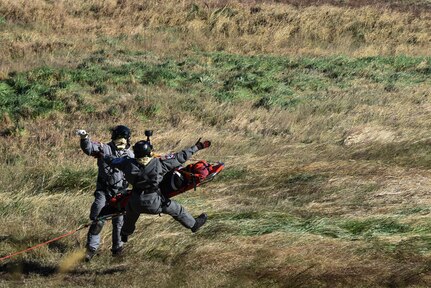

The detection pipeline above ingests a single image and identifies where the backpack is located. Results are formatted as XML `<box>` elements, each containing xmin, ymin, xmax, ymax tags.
<box><xmin>182</xmin><ymin>160</ymin><xmax>212</xmax><ymax>180</ymax></box>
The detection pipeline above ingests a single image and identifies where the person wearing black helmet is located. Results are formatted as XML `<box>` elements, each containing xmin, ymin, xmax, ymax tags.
<box><xmin>102</xmin><ymin>132</ymin><xmax>211</xmax><ymax>243</ymax></box>
<box><xmin>76</xmin><ymin>125</ymin><xmax>134</xmax><ymax>261</ymax></box>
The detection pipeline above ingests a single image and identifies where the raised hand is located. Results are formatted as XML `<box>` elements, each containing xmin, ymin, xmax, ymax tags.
<box><xmin>76</xmin><ymin>129</ymin><xmax>88</xmax><ymax>139</ymax></box>
<box><xmin>195</xmin><ymin>138</ymin><xmax>211</xmax><ymax>150</ymax></box>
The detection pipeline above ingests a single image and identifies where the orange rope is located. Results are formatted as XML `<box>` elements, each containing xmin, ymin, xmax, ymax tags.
<box><xmin>0</xmin><ymin>224</ymin><xmax>89</xmax><ymax>262</ymax></box>
<box><xmin>0</xmin><ymin>213</ymin><xmax>125</xmax><ymax>262</ymax></box>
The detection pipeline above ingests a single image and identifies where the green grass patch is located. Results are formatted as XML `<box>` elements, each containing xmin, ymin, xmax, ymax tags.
<box><xmin>46</xmin><ymin>166</ymin><xmax>97</xmax><ymax>193</ymax></box>
<box><xmin>1</xmin><ymin>165</ymin><xmax>97</xmax><ymax>195</ymax></box>
<box><xmin>0</xmin><ymin>195</ymin><xmax>34</xmax><ymax>217</ymax></box>
<box><xmin>340</xmin><ymin>218</ymin><xmax>411</xmax><ymax>236</ymax></box>
<box><xmin>212</xmin><ymin>211</ymin><xmax>296</xmax><ymax>236</ymax></box>
<box><xmin>1</xmin><ymin>50</ymin><xmax>430</xmax><ymax>122</ymax></box>
<box><xmin>395</xmin><ymin>235</ymin><xmax>431</xmax><ymax>255</ymax></box>
<box><xmin>136</xmin><ymin>102</ymin><xmax>160</xmax><ymax>121</ymax></box>
<box><xmin>396</xmin><ymin>207</ymin><xmax>431</xmax><ymax>216</ymax></box>
<box><xmin>210</xmin><ymin>211</ymin><xmax>414</xmax><ymax>239</ymax></box>
<box><xmin>285</xmin><ymin>172</ymin><xmax>324</xmax><ymax>185</ymax></box>
<box><xmin>217</xmin><ymin>166</ymin><xmax>248</xmax><ymax>181</ymax></box>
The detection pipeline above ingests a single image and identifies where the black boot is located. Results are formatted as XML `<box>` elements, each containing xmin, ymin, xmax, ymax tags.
<box><xmin>112</xmin><ymin>246</ymin><xmax>124</xmax><ymax>257</ymax></box>
<box><xmin>85</xmin><ymin>248</ymin><xmax>97</xmax><ymax>262</ymax></box>
<box><xmin>191</xmin><ymin>213</ymin><xmax>208</xmax><ymax>233</ymax></box>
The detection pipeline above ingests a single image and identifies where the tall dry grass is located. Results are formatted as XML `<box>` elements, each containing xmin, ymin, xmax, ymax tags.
<box><xmin>1</xmin><ymin>1</ymin><xmax>431</xmax><ymax>287</ymax></box>
<box><xmin>0</xmin><ymin>0</ymin><xmax>431</xmax><ymax>76</ymax></box>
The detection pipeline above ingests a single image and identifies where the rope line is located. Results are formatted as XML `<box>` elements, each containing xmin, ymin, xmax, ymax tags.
<box><xmin>0</xmin><ymin>225</ymin><xmax>87</xmax><ymax>262</ymax></box>
<box><xmin>0</xmin><ymin>212</ymin><xmax>124</xmax><ymax>262</ymax></box>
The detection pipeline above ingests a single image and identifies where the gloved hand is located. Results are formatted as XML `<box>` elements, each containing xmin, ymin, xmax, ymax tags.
<box><xmin>76</xmin><ymin>129</ymin><xmax>88</xmax><ymax>139</ymax></box>
<box><xmin>91</xmin><ymin>147</ymin><xmax>104</xmax><ymax>159</ymax></box>
<box><xmin>195</xmin><ymin>138</ymin><xmax>211</xmax><ymax>150</ymax></box>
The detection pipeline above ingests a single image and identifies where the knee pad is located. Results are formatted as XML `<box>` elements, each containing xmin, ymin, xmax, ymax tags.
<box><xmin>89</xmin><ymin>220</ymin><xmax>105</xmax><ymax>235</ymax></box>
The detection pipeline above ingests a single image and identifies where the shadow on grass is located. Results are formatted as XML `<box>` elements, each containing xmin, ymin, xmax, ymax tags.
<box><xmin>350</xmin><ymin>141</ymin><xmax>431</xmax><ymax>169</ymax></box>
<box><xmin>0</xmin><ymin>260</ymin><xmax>57</xmax><ymax>277</ymax></box>
<box><xmin>69</xmin><ymin>265</ymin><xmax>128</xmax><ymax>276</ymax></box>
<box><xmin>0</xmin><ymin>257</ymin><xmax>127</xmax><ymax>279</ymax></box>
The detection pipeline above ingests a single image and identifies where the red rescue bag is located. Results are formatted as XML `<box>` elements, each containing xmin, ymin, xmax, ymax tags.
<box><xmin>108</xmin><ymin>161</ymin><xmax>224</xmax><ymax>211</ymax></box>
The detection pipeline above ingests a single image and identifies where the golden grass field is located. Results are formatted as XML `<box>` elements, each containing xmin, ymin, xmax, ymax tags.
<box><xmin>1</xmin><ymin>0</ymin><xmax>431</xmax><ymax>287</ymax></box>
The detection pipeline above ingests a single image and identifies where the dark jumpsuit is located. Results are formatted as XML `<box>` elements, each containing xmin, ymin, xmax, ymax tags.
<box><xmin>81</xmin><ymin>138</ymin><xmax>134</xmax><ymax>251</ymax></box>
<box><xmin>104</xmin><ymin>145</ymin><xmax>199</xmax><ymax>236</ymax></box>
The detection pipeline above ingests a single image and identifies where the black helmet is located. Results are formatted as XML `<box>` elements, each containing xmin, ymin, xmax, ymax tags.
<box><xmin>133</xmin><ymin>140</ymin><xmax>152</xmax><ymax>158</ymax></box>
<box><xmin>111</xmin><ymin>125</ymin><xmax>131</xmax><ymax>141</ymax></box>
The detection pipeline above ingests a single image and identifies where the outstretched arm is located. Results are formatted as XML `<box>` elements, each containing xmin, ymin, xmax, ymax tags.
<box><xmin>160</xmin><ymin>139</ymin><xmax>211</xmax><ymax>174</ymax></box>
<box><xmin>76</xmin><ymin>129</ymin><xmax>104</xmax><ymax>157</ymax></box>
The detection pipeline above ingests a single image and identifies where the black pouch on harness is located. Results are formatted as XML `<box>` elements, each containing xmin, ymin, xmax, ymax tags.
<box><xmin>160</xmin><ymin>169</ymin><xmax>186</xmax><ymax>194</ymax></box>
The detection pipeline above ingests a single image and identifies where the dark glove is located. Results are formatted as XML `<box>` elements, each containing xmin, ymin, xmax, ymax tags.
<box><xmin>91</xmin><ymin>148</ymin><xmax>104</xmax><ymax>159</ymax></box>
<box><xmin>195</xmin><ymin>138</ymin><xmax>211</xmax><ymax>150</ymax></box>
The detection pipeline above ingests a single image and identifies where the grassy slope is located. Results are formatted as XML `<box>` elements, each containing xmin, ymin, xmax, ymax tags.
<box><xmin>1</xmin><ymin>0</ymin><xmax>431</xmax><ymax>76</ymax></box>
<box><xmin>1</xmin><ymin>1</ymin><xmax>431</xmax><ymax>287</ymax></box>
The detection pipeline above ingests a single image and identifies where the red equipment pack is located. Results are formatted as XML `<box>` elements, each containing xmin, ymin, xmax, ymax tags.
<box><xmin>182</xmin><ymin>160</ymin><xmax>212</xmax><ymax>180</ymax></box>
<box><xmin>107</xmin><ymin>160</ymin><xmax>224</xmax><ymax>212</ymax></box>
